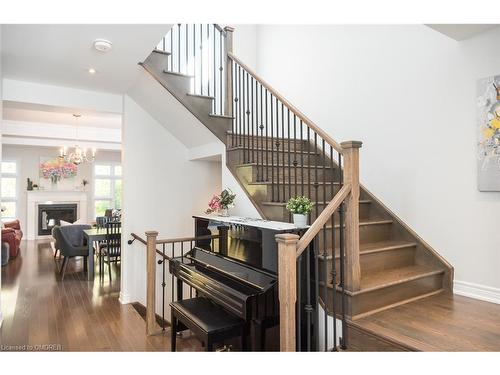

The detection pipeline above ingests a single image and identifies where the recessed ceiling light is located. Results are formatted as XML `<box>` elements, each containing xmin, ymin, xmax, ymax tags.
<box><xmin>88</xmin><ymin>68</ymin><xmax>97</xmax><ymax>74</ymax></box>
<box><xmin>93</xmin><ymin>39</ymin><xmax>112</xmax><ymax>52</ymax></box>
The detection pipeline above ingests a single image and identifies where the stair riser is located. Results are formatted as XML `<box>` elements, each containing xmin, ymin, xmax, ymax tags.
<box><xmin>325</xmin><ymin>272</ymin><xmax>444</xmax><ymax>318</ymax></box>
<box><xmin>227</xmin><ymin>148</ymin><xmax>322</xmax><ymax>166</ymax></box>
<box><xmin>236</xmin><ymin>165</ymin><xmax>336</xmax><ymax>184</ymax></box>
<box><xmin>316</xmin><ymin>223</ymin><xmax>394</xmax><ymax>249</ymax></box>
<box><xmin>247</xmin><ymin>183</ymin><xmax>341</xmax><ymax>203</ymax></box>
<box><xmin>227</xmin><ymin>136</ymin><xmax>310</xmax><ymax>152</ymax></box>
<box><xmin>318</xmin><ymin>247</ymin><xmax>417</xmax><ymax>284</ymax></box>
<box><xmin>260</xmin><ymin>201</ymin><xmax>373</xmax><ymax>223</ymax></box>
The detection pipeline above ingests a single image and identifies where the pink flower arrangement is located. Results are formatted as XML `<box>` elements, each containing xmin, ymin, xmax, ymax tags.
<box><xmin>206</xmin><ymin>194</ymin><xmax>222</xmax><ymax>214</ymax></box>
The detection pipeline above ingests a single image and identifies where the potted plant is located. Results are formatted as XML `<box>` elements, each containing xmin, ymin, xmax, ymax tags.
<box><xmin>206</xmin><ymin>189</ymin><xmax>236</xmax><ymax>217</ymax></box>
<box><xmin>286</xmin><ymin>196</ymin><xmax>313</xmax><ymax>227</ymax></box>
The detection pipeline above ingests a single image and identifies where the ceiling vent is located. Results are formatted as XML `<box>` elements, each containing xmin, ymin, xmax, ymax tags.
<box><xmin>93</xmin><ymin>39</ymin><xmax>112</xmax><ymax>52</ymax></box>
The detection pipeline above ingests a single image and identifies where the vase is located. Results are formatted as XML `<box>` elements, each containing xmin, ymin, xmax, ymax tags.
<box><xmin>219</xmin><ymin>208</ymin><xmax>229</xmax><ymax>217</ymax></box>
<box><xmin>51</xmin><ymin>178</ymin><xmax>58</xmax><ymax>190</ymax></box>
<box><xmin>293</xmin><ymin>214</ymin><xmax>308</xmax><ymax>227</ymax></box>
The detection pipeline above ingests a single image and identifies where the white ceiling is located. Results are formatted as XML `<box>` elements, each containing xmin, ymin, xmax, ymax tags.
<box><xmin>426</xmin><ymin>24</ymin><xmax>499</xmax><ymax>41</ymax></box>
<box><xmin>3</xmin><ymin>101</ymin><xmax>122</xmax><ymax>129</ymax></box>
<box><xmin>2</xmin><ymin>24</ymin><xmax>172</xmax><ymax>94</ymax></box>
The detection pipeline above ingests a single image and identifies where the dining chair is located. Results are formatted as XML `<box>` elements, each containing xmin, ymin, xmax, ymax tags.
<box><xmin>56</xmin><ymin>224</ymin><xmax>92</xmax><ymax>280</ymax></box>
<box><xmin>100</xmin><ymin>221</ymin><xmax>121</xmax><ymax>281</ymax></box>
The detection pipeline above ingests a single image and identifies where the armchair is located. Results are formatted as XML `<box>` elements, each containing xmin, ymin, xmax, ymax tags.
<box><xmin>1</xmin><ymin>219</ymin><xmax>23</xmax><ymax>258</ymax></box>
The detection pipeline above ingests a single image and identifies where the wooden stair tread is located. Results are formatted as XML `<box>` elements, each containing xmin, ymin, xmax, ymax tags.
<box><xmin>235</xmin><ymin>162</ymin><xmax>335</xmax><ymax>169</ymax></box>
<box><xmin>209</xmin><ymin>113</ymin><xmax>234</xmax><ymax>119</ymax></box>
<box><xmin>152</xmin><ymin>49</ymin><xmax>171</xmax><ymax>56</ymax></box>
<box><xmin>227</xmin><ymin>146</ymin><xmax>319</xmax><ymax>155</ymax></box>
<box><xmin>162</xmin><ymin>69</ymin><xmax>194</xmax><ymax>78</ymax></box>
<box><xmin>358</xmin><ymin>265</ymin><xmax>444</xmax><ymax>294</ymax></box>
<box><xmin>261</xmin><ymin>199</ymin><xmax>370</xmax><ymax>206</ymax></box>
<box><xmin>186</xmin><ymin>93</ymin><xmax>215</xmax><ymax>100</ymax></box>
<box><xmin>319</xmin><ymin>240</ymin><xmax>418</xmax><ymax>260</ymax></box>
<box><xmin>325</xmin><ymin>219</ymin><xmax>393</xmax><ymax>229</ymax></box>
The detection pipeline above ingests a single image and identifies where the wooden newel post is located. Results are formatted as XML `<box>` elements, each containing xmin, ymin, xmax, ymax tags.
<box><xmin>224</xmin><ymin>26</ymin><xmax>234</xmax><ymax>117</ymax></box>
<box><xmin>217</xmin><ymin>225</ymin><xmax>229</xmax><ymax>256</ymax></box>
<box><xmin>276</xmin><ymin>233</ymin><xmax>299</xmax><ymax>352</ymax></box>
<box><xmin>340</xmin><ymin>141</ymin><xmax>362</xmax><ymax>292</ymax></box>
<box><xmin>145</xmin><ymin>231</ymin><xmax>158</xmax><ymax>335</ymax></box>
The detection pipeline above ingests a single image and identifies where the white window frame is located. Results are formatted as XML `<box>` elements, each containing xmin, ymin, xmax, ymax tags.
<box><xmin>92</xmin><ymin>162</ymin><xmax>122</xmax><ymax>217</ymax></box>
<box><xmin>1</xmin><ymin>159</ymin><xmax>19</xmax><ymax>222</ymax></box>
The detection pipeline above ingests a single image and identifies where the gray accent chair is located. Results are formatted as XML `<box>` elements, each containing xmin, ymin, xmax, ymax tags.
<box><xmin>54</xmin><ymin>224</ymin><xmax>92</xmax><ymax>280</ymax></box>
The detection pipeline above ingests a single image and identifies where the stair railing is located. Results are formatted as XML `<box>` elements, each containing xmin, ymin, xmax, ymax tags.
<box><xmin>156</xmin><ymin>24</ymin><xmax>233</xmax><ymax>116</ymax></box>
<box><xmin>227</xmin><ymin>52</ymin><xmax>362</xmax><ymax>351</ymax></box>
<box><xmin>128</xmin><ymin>231</ymin><xmax>222</xmax><ymax>336</ymax></box>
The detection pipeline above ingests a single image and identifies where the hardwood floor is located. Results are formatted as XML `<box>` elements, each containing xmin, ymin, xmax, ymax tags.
<box><xmin>350</xmin><ymin>292</ymin><xmax>500</xmax><ymax>351</ymax></box>
<box><xmin>0</xmin><ymin>240</ymin><xmax>201</xmax><ymax>351</ymax></box>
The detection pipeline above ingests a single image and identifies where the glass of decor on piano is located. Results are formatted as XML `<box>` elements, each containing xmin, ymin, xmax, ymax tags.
<box><xmin>286</xmin><ymin>196</ymin><xmax>314</xmax><ymax>227</ymax></box>
<box><xmin>205</xmin><ymin>189</ymin><xmax>236</xmax><ymax>217</ymax></box>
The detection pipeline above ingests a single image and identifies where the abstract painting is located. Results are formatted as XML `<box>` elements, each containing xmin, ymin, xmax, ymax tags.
<box><xmin>477</xmin><ymin>75</ymin><xmax>500</xmax><ymax>191</ymax></box>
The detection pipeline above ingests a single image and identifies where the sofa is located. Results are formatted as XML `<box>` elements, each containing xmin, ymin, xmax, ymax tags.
<box><xmin>2</xmin><ymin>219</ymin><xmax>23</xmax><ymax>258</ymax></box>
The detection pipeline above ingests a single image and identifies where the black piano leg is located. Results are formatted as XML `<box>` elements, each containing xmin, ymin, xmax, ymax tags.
<box><xmin>177</xmin><ymin>278</ymin><xmax>183</xmax><ymax>301</ymax></box>
<box><xmin>241</xmin><ymin>326</ymin><xmax>247</xmax><ymax>351</ymax></box>
<box><xmin>171</xmin><ymin>315</ymin><xmax>177</xmax><ymax>352</ymax></box>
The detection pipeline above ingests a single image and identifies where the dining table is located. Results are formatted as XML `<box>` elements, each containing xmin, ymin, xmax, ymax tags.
<box><xmin>83</xmin><ymin>227</ymin><xmax>121</xmax><ymax>281</ymax></box>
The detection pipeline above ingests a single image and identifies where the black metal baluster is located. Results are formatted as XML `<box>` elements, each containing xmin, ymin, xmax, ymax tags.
<box><xmin>270</xmin><ymin>94</ymin><xmax>274</xmax><ymax>201</ymax></box>
<box><xmin>300</xmin><ymin>120</ymin><xmax>304</xmax><ymax>196</ymax></box>
<box><xmin>314</xmin><ymin>133</ymin><xmax>318</xmax><ymax>220</ymax></box>
<box><xmin>232</xmin><ymin>60</ymin><xmax>236</xmax><ymax>147</ymax></box>
<box><xmin>238</xmin><ymin>65</ymin><xmax>242</xmax><ymax>147</ymax></box>
<box><xmin>242</xmin><ymin>69</ymin><xmax>247</xmax><ymax>163</ymax></box>
<box><xmin>338</xmin><ymin>153</ymin><xmax>347</xmax><ymax>350</ymax></box>
<box><xmin>322</xmin><ymin>139</ymin><xmax>328</xmax><ymax>351</ymax></box>
<box><xmin>246</xmin><ymin>72</ymin><xmax>250</xmax><ymax>164</ymax></box>
<box><xmin>192</xmin><ymin>24</ymin><xmax>196</xmax><ymax>92</ymax></box>
<box><xmin>161</xmin><ymin>243</ymin><xmax>166</xmax><ymax>331</ymax></box>
<box><xmin>293</xmin><ymin>114</ymin><xmax>297</xmax><ymax>199</ymax></box>
<box><xmin>251</xmin><ymin>76</ymin><xmax>254</xmax><ymax>163</ymax></box>
<box><xmin>276</xmin><ymin>97</ymin><xmax>280</xmax><ymax>203</ymax></box>
<box><xmin>213</xmin><ymin>25</ymin><xmax>217</xmax><ymax>114</ymax></box>
<box><xmin>288</xmin><ymin>109</ymin><xmax>291</xmax><ymax>208</ymax></box>
<box><xmin>330</xmin><ymin>145</ymin><xmax>337</xmax><ymax>351</ymax></box>
<box><xmin>207</xmin><ymin>24</ymin><xmax>210</xmax><ymax>98</ymax></box>
<box><xmin>307</xmin><ymin>127</ymin><xmax>311</xmax><ymax>223</ymax></box>
<box><xmin>171</xmin><ymin>243</ymin><xmax>175</xmax><ymax>301</ymax></box>
<box><xmin>281</xmin><ymin>103</ymin><xmax>286</xmax><ymax>203</ymax></box>
<box><xmin>314</xmin><ymin>240</ymin><xmax>320</xmax><ymax>351</ymax></box>
<box><xmin>220</xmin><ymin>30</ymin><xmax>223</xmax><ymax>115</ymax></box>
<box><xmin>259</xmin><ymin>83</ymin><xmax>264</xmax><ymax>181</ymax></box>
<box><xmin>185</xmin><ymin>24</ymin><xmax>188</xmax><ymax>75</ymax></box>
<box><xmin>265</xmin><ymin>89</ymin><xmax>269</xmax><ymax>182</ymax></box>
<box><xmin>177</xmin><ymin>24</ymin><xmax>181</xmax><ymax>73</ymax></box>
<box><xmin>200</xmin><ymin>24</ymin><xmax>203</xmax><ymax>95</ymax></box>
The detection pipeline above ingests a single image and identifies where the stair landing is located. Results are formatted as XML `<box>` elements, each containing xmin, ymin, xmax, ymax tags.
<box><xmin>348</xmin><ymin>293</ymin><xmax>500</xmax><ymax>351</ymax></box>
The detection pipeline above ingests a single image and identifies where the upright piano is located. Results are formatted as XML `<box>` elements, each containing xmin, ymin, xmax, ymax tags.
<box><xmin>169</xmin><ymin>214</ymin><xmax>307</xmax><ymax>350</ymax></box>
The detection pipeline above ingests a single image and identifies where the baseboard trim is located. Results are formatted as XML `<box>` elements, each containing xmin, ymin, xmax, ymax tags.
<box><xmin>454</xmin><ymin>280</ymin><xmax>500</xmax><ymax>305</ymax></box>
<box><xmin>119</xmin><ymin>291</ymin><xmax>131</xmax><ymax>304</ymax></box>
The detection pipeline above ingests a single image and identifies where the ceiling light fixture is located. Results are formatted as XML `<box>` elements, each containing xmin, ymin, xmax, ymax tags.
<box><xmin>59</xmin><ymin>114</ymin><xmax>96</xmax><ymax>166</ymax></box>
<box><xmin>88</xmin><ymin>68</ymin><xmax>97</xmax><ymax>74</ymax></box>
<box><xmin>93</xmin><ymin>39</ymin><xmax>112</xmax><ymax>52</ymax></box>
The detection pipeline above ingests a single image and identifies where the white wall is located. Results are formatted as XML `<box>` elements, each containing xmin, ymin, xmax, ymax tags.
<box><xmin>121</xmin><ymin>95</ymin><xmax>221</xmax><ymax>306</ymax></box>
<box><xmin>1</xmin><ymin>144</ymin><xmax>121</xmax><ymax>231</ymax></box>
<box><xmin>254</xmin><ymin>25</ymin><xmax>500</xmax><ymax>295</ymax></box>
<box><xmin>233</xmin><ymin>25</ymin><xmax>258</xmax><ymax>71</ymax></box>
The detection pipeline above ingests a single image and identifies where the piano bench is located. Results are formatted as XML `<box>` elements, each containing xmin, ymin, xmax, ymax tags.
<box><xmin>170</xmin><ymin>297</ymin><xmax>246</xmax><ymax>352</ymax></box>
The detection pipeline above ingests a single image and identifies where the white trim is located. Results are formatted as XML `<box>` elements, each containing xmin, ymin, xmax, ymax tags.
<box><xmin>454</xmin><ymin>280</ymin><xmax>500</xmax><ymax>305</ymax></box>
<box><xmin>119</xmin><ymin>291</ymin><xmax>131</xmax><ymax>304</ymax></box>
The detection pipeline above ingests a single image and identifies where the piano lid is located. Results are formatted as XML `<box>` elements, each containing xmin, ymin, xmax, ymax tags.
<box><xmin>193</xmin><ymin>213</ymin><xmax>309</xmax><ymax>231</ymax></box>
<box><xmin>182</xmin><ymin>247</ymin><xmax>276</xmax><ymax>291</ymax></box>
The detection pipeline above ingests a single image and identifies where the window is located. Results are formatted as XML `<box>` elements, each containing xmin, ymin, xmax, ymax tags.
<box><xmin>1</xmin><ymin>161</ymin><xmax>18</xmax><ymax>222</ymax></box>
<box><xmin>93</xmin><ymin>163</ymin><xmax>122</xmax><ymax>217</ymax></box>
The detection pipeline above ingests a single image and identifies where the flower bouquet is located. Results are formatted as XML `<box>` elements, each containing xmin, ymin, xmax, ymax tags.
<box><xmin>206</xmin><ymin>189</ymin><xmax>236</xmax><ymax>216</ymax></box>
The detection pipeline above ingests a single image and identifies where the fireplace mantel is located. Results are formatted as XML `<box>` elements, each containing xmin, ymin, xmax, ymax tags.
<box><xmin>26</xmin><ymin>190</ymin><xmax>88</xmax><ymax>240</ymax></box>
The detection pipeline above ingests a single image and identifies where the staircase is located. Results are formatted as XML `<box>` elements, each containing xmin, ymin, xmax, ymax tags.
<box><xmin>140</xmin><ymin>24</ymin><xmax>453</xmax><ymax>344</ymax></box>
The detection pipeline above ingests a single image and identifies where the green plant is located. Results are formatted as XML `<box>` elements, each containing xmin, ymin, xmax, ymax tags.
<box><xmin>286</xmin><ymin>196</ymin><xmax>313</xmax><ymax>215</ymax></box>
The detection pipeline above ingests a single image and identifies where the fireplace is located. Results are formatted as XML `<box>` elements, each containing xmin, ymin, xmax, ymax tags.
<box><xmin>38</xmin><ymin>203</ymin><xmax>78</xmax><ymax>236</ymax></box>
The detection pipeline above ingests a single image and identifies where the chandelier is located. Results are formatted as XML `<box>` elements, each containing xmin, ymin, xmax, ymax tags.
<box><xmin>59</xmin><ymin>114</ymin><xmax>96</xmax><ymax>165</ymax></box>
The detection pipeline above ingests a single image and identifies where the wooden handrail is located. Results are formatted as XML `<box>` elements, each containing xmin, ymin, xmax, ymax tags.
<box><xmin>296</xmin><ymin>183</ymin><xmax>352</xmax><ymax>256</ymax></box>
<box><xmin>228</xmin><ymin>51</ymin><xmax>343</xmax><ymax>154</ymax></box>
<box><xmin>129</xmin><ymin>232</ymin><xmax>147</xmax><ymax>245</ymax></box>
